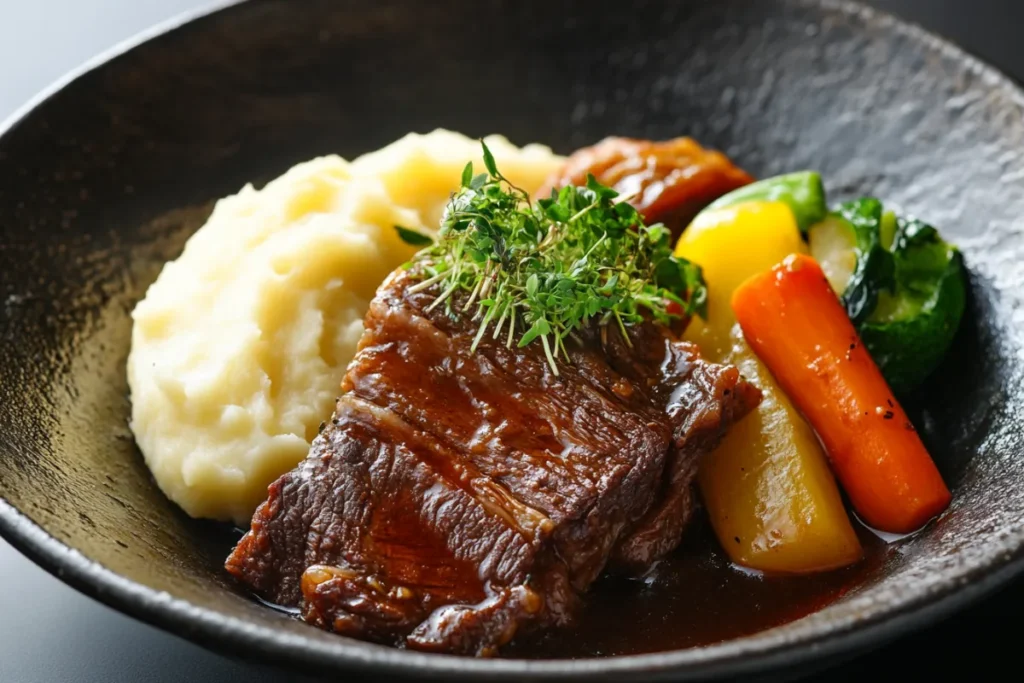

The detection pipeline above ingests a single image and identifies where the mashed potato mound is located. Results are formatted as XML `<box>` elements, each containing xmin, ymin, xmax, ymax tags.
<box><xmin>128</xmin><ymin>130</ymin><xmax>564</xmax><ymax>523</ymax></box>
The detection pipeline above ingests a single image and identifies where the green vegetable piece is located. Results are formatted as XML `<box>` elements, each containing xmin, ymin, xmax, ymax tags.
<box><xmin>833</xmin><ymin>199</ymin><xmax>896</xmax><ymax>326</ymax></box>
<box><xmin>879</xmin><ymin>210</ymin><xmax>897</xmax><ymax>250</ymax></box>
<box><xmin>859</xmin><ymin>218</ymin><xmax>966</xmax><ymax>394</ymax></box>
<box><xmin>394</xmin><ymin>225</ymin><xmax>434</xmax><ymax>247</ymax></box>
<box><xmin>703</xmin><ymin>171</ymin><xmax>827</xmax><ymax>233</ymax></box>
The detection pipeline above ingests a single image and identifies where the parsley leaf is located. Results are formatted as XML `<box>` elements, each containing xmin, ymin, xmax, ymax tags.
<box><xmin>394</xmin><ymin>225</ymin><xmax>434</xmax><ymax>247</ymax></box>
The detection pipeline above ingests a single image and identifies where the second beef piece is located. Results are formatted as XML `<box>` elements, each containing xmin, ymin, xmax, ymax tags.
<box><xmin>225</xmin><ymin>267</ymin><xmax>760</xmax><ymax>656</ymax></box>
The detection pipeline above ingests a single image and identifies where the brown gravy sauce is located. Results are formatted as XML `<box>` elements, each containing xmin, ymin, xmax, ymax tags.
<box><xmin>504</xmin><ymin>513</ymin><xmax>887</xmax><ymax>658</ymax></box>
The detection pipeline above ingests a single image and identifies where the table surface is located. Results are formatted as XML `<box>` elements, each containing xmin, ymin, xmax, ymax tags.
<box><xmin>1</xmin><ymin>1</ymin><xmax>1021</xmax><ymax>681</ymax></box>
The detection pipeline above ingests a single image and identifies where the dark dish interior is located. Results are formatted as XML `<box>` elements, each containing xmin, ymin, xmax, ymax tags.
<box><xmin>2</xmin><ymin>0</ymin><xmax>1024</xmax><ymax>677</ymax></box>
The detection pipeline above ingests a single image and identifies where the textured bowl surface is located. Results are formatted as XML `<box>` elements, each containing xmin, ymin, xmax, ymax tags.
<box><xmin>2</xmin><ymin>0</ymin><xmax>1024</xmax><ymax>680</ymax></box>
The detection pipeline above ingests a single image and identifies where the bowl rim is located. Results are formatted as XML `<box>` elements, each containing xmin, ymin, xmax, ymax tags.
<box><xmin>3</xmin><ymin>0</ymin><xmax>1024</xmax><ymax>679</ymax></box>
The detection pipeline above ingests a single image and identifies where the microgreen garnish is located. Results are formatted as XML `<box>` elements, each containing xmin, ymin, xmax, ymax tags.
<box><xmin>407</xmin><ymin>141</ymin><xmax>707</xmax><ymax>376</ymax></box>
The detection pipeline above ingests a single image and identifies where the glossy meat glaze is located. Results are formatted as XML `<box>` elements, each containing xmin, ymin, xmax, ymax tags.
<box><xmin>226</xmin><ymin>265</ymin><xmax>760</xmax><ymax>655</ymax></box>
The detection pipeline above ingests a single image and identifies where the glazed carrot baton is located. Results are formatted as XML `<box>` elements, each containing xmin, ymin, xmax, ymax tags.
<box><xmin>731</xmin><ymin>254</ymin><xmax>951</xmax><ymax>534</ymax></box>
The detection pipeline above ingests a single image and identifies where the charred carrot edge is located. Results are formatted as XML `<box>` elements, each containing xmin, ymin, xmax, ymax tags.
<box><xmin>731</xmin><ymin>254</ymin><xmax>952</xmax><ymax>534</ymax></box>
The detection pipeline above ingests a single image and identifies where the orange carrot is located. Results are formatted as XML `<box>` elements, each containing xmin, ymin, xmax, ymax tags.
<box><xmin>731</xmin><ymin>254</ymin><xmax>951</xmax><ymax>534</ymax></box>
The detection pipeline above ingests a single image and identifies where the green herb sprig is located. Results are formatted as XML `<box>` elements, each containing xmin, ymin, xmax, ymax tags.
<box><xmin>395</xmin><ymin>141</ymin><xmax>707</xmax><ymax>375</ymax></box>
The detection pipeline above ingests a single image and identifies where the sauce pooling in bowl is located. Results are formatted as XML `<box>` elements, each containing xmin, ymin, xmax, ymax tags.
<box><xmin>504</xmin><ymin>514</ymin><xmax>888</xmax><ymax>658</ymax></box>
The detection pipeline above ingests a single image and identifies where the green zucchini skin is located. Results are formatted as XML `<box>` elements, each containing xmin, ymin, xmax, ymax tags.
<box><xmin>832</xmin><ymin>199</ymin><xmax>896</xmax><ymax>327</ymax></box>
<box><xmin>859</xmin><ymin>218</ymin><xmax>967</xmax><ymax>395</ymax></box>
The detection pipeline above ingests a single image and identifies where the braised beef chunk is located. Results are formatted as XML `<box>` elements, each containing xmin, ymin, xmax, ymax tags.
<box><xmin>226</xmin><ymin>268</ymin><xmax>760</xmax><ymax>656</ymax></box>
<box><xmin>537</xmin><ymin>137</ymin><xmax>753</xmax><ymax>238</ymax></box>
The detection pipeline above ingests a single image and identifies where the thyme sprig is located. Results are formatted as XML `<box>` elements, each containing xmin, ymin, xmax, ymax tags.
<box><xmin>396</xmin><ymin>141</ymin><xmax>707</xmax><ymax>375</ymax></box>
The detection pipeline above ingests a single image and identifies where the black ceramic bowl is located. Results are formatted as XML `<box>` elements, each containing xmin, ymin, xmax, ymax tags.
<box><xmin>2</xmin><ymin>0</ymin><xmax>1024</xmax><ymax>680</ymax></box>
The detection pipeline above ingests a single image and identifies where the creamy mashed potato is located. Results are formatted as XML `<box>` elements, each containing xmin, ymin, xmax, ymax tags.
<box><xmin>128</xmin><ymin>130</ymin><xmax>564</xmax><ymax>524</ymax></box>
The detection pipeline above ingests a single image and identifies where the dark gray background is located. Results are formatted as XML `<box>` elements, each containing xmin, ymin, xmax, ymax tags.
<box><xmin>1</xmin><ymin>1</ymin><xmax>1021</xmax><ymax>681</ymax></box>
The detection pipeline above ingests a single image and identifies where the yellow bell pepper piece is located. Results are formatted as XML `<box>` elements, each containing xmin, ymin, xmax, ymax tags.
<box><xmin>680</xmin><ymin>201</ymin><xmax>805</xmax><ymax>350</ymax></box>
<box><xmin>676</xmin><ymin>201</ymin><xmax>862</xmax><ymax>573</ymax></box>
